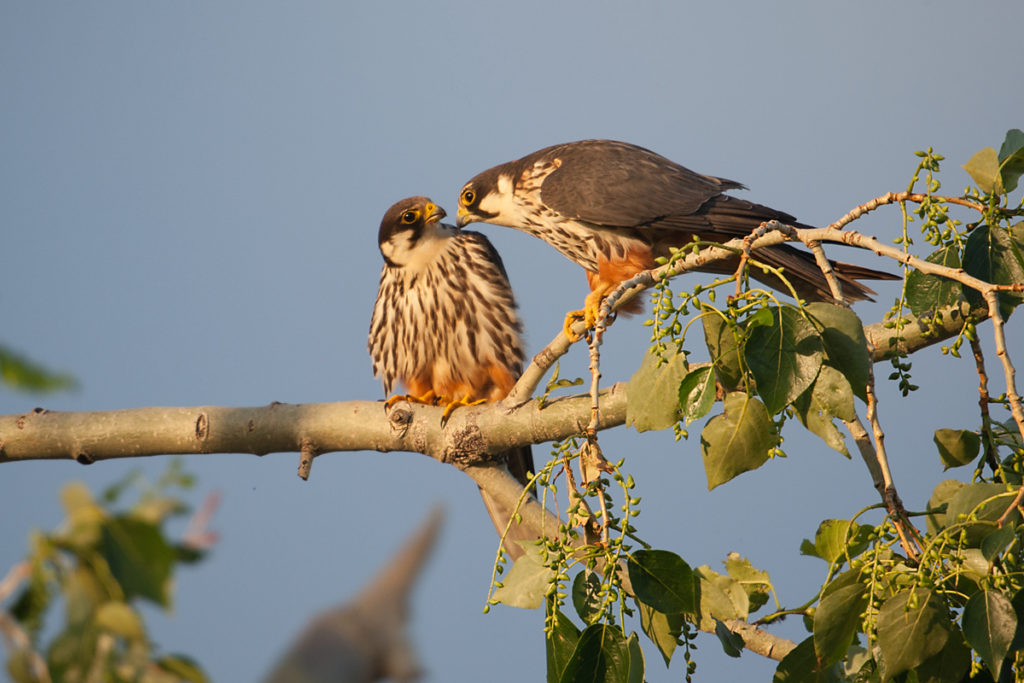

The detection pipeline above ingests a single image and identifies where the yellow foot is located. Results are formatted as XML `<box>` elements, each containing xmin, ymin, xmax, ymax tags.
<box><xmin>440</xmin><ymin>394</ymin><xmax>488</xmax><ymax>425</ymax></box>
<box><xmin>563</xmin><ymin>303</ymin><xmax>601</xmax><ymax>342</ymax></box>
<box><xmin>385</xmin><ymin>390</ymin><xmax>439</xmax><ymax>411</ymax></box>
<box><xmin>564</xmin><ymin>287</ymin><xmax>611</xmax><ymax>341</ymax></box>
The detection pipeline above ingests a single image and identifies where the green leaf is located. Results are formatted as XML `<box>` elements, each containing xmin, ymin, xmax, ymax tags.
<box><xmin>980</xmin><ymin>524</ymin><xmax>1016</xmax><ymax>562</ymax></box>
<box><xmin>626</xmin><ymin>350</ymin><xmax>688</xmax><ymax>432</ymax></box>
<box><xmin>558</xmin><ymin>623</ymin><xmax>630</xmax><ymax>683</ymax></box>
<box><xmin>962</xmin><ymin>590</ymin><xmax>1017</xmax><ymax>678</ymax></box>
<box><xmin>627</xmin><ymin>550</ymin><xmax>696</xmax><ymax>616</ymax></box>
<box><xmin>906</xmin><ymin>246</ymin><xmax>965</xmax><ymax>317</ymax></box>
<box><xmin>802</xmin><ymin>519</ymin><xmax>871</xmax><ymax>565</ymax></box>
<box><xmin>813</xmin><ymin>583</ymin><xmax>867</xmax><ymax>668</ymax></box>
<box><xmin>821</xmin><ymin>566</ymin><xmax>865</xmax><ymax>595</ymax></box>
<box><xmin>933</xmin><ymin>428</ymin><xmax>981</xmax><ymax>469</ymax></box>
<box><xmin>0</xmin><ymin>344</ymin><xmax>77</xmax><ymax>393</ymax></box>
<box><xmin>625</xmin><ymin>632</ymin><xmax>644</xmax><ymax>683</ymax></box>
<box><xmin>700</xmin><ymin>392</ymin><xmax>777</xmax><ymax>489</ymax></box>
<box><xmin>9</xmin><ymin>561</ymin><xmax>51</xmax><ymax>640</ymax></box>
<box><xmin>792</xmin><ymin>366</ymin><xmax>855</xmax><ymax>457</ymax></box>
<box><xmin>1010</xmin><ymin>589</ymin><xmax>1024</xmax><ymax>652</ymax></box>
<box><xmin>804</xmin><ymin>303</ymin><xmax>871</xmax><ymax>402</ymax></box>
<box><xmin>702</xmin><ymin>312</ymin><xmax>745</xmax><ymax>390</ymax></box>
<box><xmin>925</xmin><ymin>479</ymin><xmax>964</xmax><ymax>536</ymax></box>
<box><xmin>638</xmin><ymin>601</ymin><xmax>683</xmax><ymax>667</ymax></box>
<box><xmin>7</xmin><ymin>648</ymin><xmax>39</xmax><ymax>683</ymax></box>
<box><xmin>723</xmin><ymin>553</ymin><xmax>771</xmax><ymax>614</ymax></box>
<box><xmin>492</xmin><ymin>546</ymin><xmax>554</xmax><ymax>609</ymax></box>
<box><xmin>61</xmin><ymin>480</ymin><xmax>105</xmax><ymax>534</ymax></box>
<box><xmin>773</xmin><ymin>636</ymin><xmax>839</xmax><ymax>683</ymax></box>
<box><xmin>913</xmin><ymin>631</ymin><xmax>971</xmax><ymax>683</ymax></box>
<box><xmin>963</xmin><ymin>222</ymin><xmax>1024</xmax><ymax>320</ymax></box>
<box><xmin>744</xmin><ymin>306</ymin><xmax>823</xmax><ymax>414</ymax></box>
<box><xmin>572</xmin><ymin>570</ymin><xmax>603</xmax><ymax>625</ymax></box>
<box><xmin>547</xmin><ymin>608</ymin><xmax>582</xmax><ymax>683</ymax></box>
<box><xmin>876</xmin><ymin>588</ymin><xmax>950</xmax><ymax>679</ymax></box>
<box><xmin>678</xmin><ymin>365</ymin><xmax>716</xmax><ymax>425</ymax></box>
<box><xmin>100</xmin><ymin>515</ymin><xmax>176</xmax><ymax>608</ymax></box>
<box><xmin>695</xmin><ymin>565</ymin><xmax>747</xmax><ymax>628</ymax></box>
<box><xmin>94</xmin><ymin>601</ymin><xmax>145</xmax><ymax>640</ymax></box>
<box><xmin>713</xmin><ymin>619</ymin><xmax>744</xmax><ymax>658</ymax></box>
<box><xmin>944</xmin><ymin>482</ymin><xmax>1019</xmax><ymax>546</ymax></box>
<box><xmin>998</xmin><ymin>128</ymin><xmax>1024</xmax><ymax>193</ymax></box>
<box><xmin>155</xmin><ymin>654</ymin><xmax>211</xmax><ymax>683</ymax></box>
<box><xmin>47</xmin><ymin>619</ymin><xmax>100</xmax><ymax>682</ymax></box>
<box><xmin>963</xmin><ymin>146</ymin><xmax>1004</xmax><ymax>194</ymax></box>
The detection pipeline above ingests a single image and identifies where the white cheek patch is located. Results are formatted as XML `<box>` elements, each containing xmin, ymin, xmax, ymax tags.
<box><xmin>382</xmin><ymin>222</ymin><xmax>456</xmax><ymax>272</ymax></box>
<box><xmin>380</xmin><ymin>232</ymin><xmax>414</xmax><ymax>265</ymax></box>
<box><xmin>477</xmin><ymin>175</ymin><xmax>524</xmax><ymax>224</ymax></box>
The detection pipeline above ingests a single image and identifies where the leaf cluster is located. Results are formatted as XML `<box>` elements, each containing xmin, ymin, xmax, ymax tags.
<box><xmin>3</xmin><ymin>462</ymin><xmax>210</xmax><ymax>683</ymax></box>
<box><xmin>577</xmin><ymin>129</ymin><xmax>1024</xmax><ymax>681</ymax></box>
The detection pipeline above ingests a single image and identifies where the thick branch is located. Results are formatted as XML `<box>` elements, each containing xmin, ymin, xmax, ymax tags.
<box><xmin>0</xmin><ymin>389</ymin><xmax>626</xmax><ymax>465</ymax></box>
<box><xmin>0</xmin><ymin>301</ymin><xmax>988</xmax><ymax>467</ymax></box>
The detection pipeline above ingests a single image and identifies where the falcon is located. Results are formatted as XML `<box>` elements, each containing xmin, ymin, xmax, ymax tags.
<box><xmin>456</xmin><ymin>139</ymin><xmax>896</xmax><ymax>337</ymax></box>
<box><xmin>368</xmin><ymin>196</ymin><xmax>534</xmax><ymax>557</ymax></box>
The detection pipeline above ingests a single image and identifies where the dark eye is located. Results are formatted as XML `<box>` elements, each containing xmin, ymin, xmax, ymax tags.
<box><xmin>401</xmin><ymin>210</ymin><xmax>419</xmax><ymax>224</ymax></box>
<box><xmin>461</xmin><ymin>189</ymin><xmax>476</xmax><ymax>205</ymax></box>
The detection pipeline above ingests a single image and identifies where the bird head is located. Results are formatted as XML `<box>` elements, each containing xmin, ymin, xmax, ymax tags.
<box><xmin>456</xmin><ymin>167</ymin><xmax>516</xmax><ymax>228</ymax></box>
<box><xmin>377</xmin><ymin>196</ymin><xmax>451</xmax><ymax>268</ymax></box>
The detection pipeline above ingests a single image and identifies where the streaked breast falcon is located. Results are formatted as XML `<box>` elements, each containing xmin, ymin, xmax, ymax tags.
<box><xmin>456</xmin><ymin>139</ymin><xmax>896</xmax><ymax>338</ymax></box>
<box><xmin>368</xmin><ymin>196</ymin><xmax>534</xmax><ymax>557</ymax></box>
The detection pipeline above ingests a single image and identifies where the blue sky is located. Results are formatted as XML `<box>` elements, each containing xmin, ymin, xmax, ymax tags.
<box><xmin>2</xmin><ymin>2</ymin><xmax>1023</xmax><ymax>681</ymax></box>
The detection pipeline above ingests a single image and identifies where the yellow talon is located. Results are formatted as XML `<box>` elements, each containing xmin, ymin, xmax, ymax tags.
<box><xmin>563</xmin><ymin>309</ymin><xmax>587</xmax><ymax>341</ymax></box>
<box><xmin>440</xmin><ymin>394</ymin><xmax>488</xmax><ymax>425</ymax></box>
<box><xmin>563</xmin><ymin>290</ymin><xmax>606</xmax><ymax>342</ymax></box>
<box><xmin>385</xmin><ymin>390</ymin><xmax>439</xmax><ymax>410</ymax></box>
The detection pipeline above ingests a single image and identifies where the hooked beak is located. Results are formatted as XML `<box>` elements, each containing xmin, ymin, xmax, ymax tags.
<box><xmin>456</xmin><ymin>206</ymin><xmax>474</xmax><ymax>228</ymax></box>
<box><xmin>425</xmin><ymin>202</ymin><xmax>447</xmax><ymax>224</ymax></box>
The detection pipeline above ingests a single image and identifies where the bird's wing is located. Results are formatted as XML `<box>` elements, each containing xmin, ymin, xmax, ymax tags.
<box><xmin>536</xmin><ymin>140</ymin><xmax>745</xmax><ymax>228</ymax></box>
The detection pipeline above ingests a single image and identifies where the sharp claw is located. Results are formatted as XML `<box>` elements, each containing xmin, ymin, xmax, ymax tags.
<box><xmin>564</xmin><ymin>302</ymin><xmax>604</xmax><ymax>342</ymax></box>
<box><xmin>440</xmin><ymin>394</ymin><xmax>488</xmax><ymax>426</ymax></box>
<box><xmin>563</xmin><ymin>309</ymin><xmax>586</xmax><ymax>342</ymax></box>
<box><xmin>384</xmin><ymin>390</ymin><xmax>439</xmax><ymax>411</ymax></box>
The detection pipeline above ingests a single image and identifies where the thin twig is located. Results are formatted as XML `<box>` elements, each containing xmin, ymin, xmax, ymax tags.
<box><xmin>843</xmin><ymin>417</ymin><xmax>885</xmax><ymax>496</ymax></box>
<box><xmin>560</xmin><ymin>446</ymin><xmax>601</xmax><ymax>545</ymax></box>
<box><xmin>587</xmin><ymin>321</ymin><xmax>605</xmax><ymax>437</ymax></box>
<box><xmin>825</xmin><ymin>192</ymin><xmax>986</xmax><ymax>232</ymax></box>
<box><xmin>997</xmin><ymin>487</ymin><xmax>1024</xmax><ymax>528</ymax></box>
<box><xmin>863</xmin><ymin>345</ymin><xmax>922</xmax><ymax>562</ymax></box>
<box><xmin>983</xmin><ymin>290</ymin><xmax>1024</xmax><ymax>450</ymax></box>
<box><xmin>807</xmin><ymin>239</ymin><xmax>846</xmax><ymax>305</ymax></box>
<box><xmin>0</xmin><ymin>562</ymin><xmax>29</xmax><ymax>603</ymax></box>
<box><xmin>298</xmin><ymin>437</ymin><xmax>319</xmax><ymax>481</ymax></box>
<box><xmin>970</xmin><ymin>336</ymin><xmax>1000</xmax><ymax>475</ymax></box>
<box><xmin>505</xmin><ymin>333</ymin><xmax>574</xmax><ymax>407</ymax></box>
<box><xmin>181</xmin><ymin>491</ymin><xmax>221</xmax><ymax>551</ymax></box>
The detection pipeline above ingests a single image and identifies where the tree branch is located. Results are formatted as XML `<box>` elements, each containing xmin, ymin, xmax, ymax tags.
<box><xmin>0</xmin><ymin>389</ymin><xmax>627</xmax><ymax>466</ymax></box>
<box><xmin>0</xmin><ymin>296</ymin><xmax>978</xmax><ymax>468</ymax></box>
<box><xmin>1</xmin><ymin>204</ymin><xmax>1013</xmax><ymax>669</ymax></box>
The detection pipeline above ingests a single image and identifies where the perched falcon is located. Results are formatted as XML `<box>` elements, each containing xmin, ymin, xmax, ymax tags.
<box><xmin>456</xmin><ymin>139</ymin><xmax>897</xmax><ymax>337</ymax></box>
<box><xmin>368</xmin><ymin>196</ymin><xmax>534</xmax><ymax>557</ymax></box>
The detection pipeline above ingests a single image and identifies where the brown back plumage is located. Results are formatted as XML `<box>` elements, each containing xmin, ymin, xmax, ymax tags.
<box><xmin>458</xmin><ymin>139</ymin><xmax>897</xmax><ymax>304</ymax></box>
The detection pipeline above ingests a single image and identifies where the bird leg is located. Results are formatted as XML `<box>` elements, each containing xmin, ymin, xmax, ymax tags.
<box><xmin>563</xmin><ymin>288</ymin><xmax>609</xmax><ymax>342</ymax></box>
<box><xmin>384</xmin><ymin>390</ymin><xmax>440</xmax><ymax>411</ymax></box>
<box><xmin>440</xmin><ymin>394</ymin><xmax>488</xmax><ymax>425</ymax></box>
